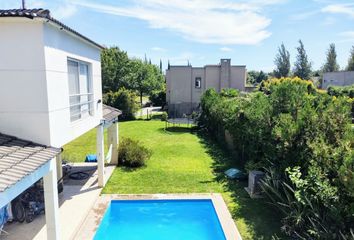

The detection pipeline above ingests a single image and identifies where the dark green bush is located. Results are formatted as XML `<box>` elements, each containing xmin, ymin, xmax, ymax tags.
<box><xmin>118</xmin><ymin>138</ymin><xmax>152</xmax><ymax>168</ymax></box>
<box><xmin>149</xmin><ymin>91</ymin><xmax>166</xmax><ymax>107</ymax></box>
<box><xmin>199</xmin><ymin>77</ymin><xmax>354</xmax><ymax>239</ymax></box>
<box><xmin>103</xmin><ymin>88</ymin><xmax>139</xmax><ymax>120</ymax></box>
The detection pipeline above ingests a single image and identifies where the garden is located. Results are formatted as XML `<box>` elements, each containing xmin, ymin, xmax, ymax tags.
<box><xmin>62</xmin><ymin>119</ymin><xmax>283</xmax><ymax>239</ymax></box>
<box><xmin>199</xmin><ymin>77</ymin><xmax>354</xmax><ymax>239</ymax></box>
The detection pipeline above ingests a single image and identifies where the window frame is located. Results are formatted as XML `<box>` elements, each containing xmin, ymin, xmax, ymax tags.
<box><xmin>67</xmin><ymin>58</ymin><xmax>94</xmax><ymax>122</ymax></box>
<box><xmin>195</xmin><ymin>77</ymin><xmax>202</xmax><ymax>89</ymax></box>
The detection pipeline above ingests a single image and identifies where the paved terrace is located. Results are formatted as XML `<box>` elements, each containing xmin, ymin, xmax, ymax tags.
<box><xmin>2</xmin><ymin>163</ymin><xmax>115</xmax><ymax>240</ymax></box>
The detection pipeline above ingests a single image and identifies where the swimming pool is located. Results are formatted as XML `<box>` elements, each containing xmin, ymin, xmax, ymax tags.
<box><xmin>94</xmin><ymin>199</ymin><xmax>227</xmax><ymax>240</ymax></box>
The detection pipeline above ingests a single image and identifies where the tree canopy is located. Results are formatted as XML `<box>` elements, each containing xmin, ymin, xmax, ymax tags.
<box><xmin>101</xmin><ymin>47</ymin><xmax>165</xmax><ymax>105</ymax></box>
<box><xmin>293</xmin><ymin>40</ymin><xmax>312</xmax><ymax>80</ymax></box>
<box><xmin>346</xmin><ymin>46</ymin><xmax>354</xmax><ymax>71</ymax></box>
<box><xmin>322</xmin><ymin>43</ymin><xmax>340</xmax><ymax>72</ymax></box>
<box><xmin>274</xmin><ymin>43</ymin><xmax>291</xmax><ymax>78</ymax></box>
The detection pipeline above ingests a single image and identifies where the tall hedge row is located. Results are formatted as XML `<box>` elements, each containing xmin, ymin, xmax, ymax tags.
<box><xmin>199</xmin><ymin>77</ymin><xmax>354</xmax><ymax>239</ymax></box>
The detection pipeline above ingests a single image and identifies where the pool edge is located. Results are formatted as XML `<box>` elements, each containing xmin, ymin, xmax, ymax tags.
<box><xmin>73</xmin><ymin>193</ymin><xmax>242</xmax><ymax>240</ymax></box>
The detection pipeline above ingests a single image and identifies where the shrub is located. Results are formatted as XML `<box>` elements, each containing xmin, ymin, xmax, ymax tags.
<box><xmin>118</xmin><ymin>138</ymin><xmax>152</xmax><ymax>168</ymax></box>
<box><xmin>149</xmin><ymin>91</ymin><xmax>166</xmax><ymax>107</ymax></box>
<box><xmin>199</xmin><ymin>78</ymin><xmax>354</xmax><ymax>238</ymax></box>
<box><xmin>103</xmin><ymin>88</ymin><xmax>139</xmax><ymax>120</ymax></box>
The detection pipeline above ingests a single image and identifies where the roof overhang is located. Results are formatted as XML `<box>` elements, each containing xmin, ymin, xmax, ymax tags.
<box><xmin>0</xmin><ymin>133</ymin><xmax>61</xmax><ymax>208</ymax></box>
<box><xmin>102</xmin><ymin>104</ymin><xmax>122</xmax><ymax>128</ymax></box>
<box><xmin>0</xmin><ymin>8</ymin><xmax>105</xmax><ymax>50</ymax></box>
<box><xmin>0</xmin><ymin>158</ymin><xmax>55</xmax><ymax>208</ymax></box>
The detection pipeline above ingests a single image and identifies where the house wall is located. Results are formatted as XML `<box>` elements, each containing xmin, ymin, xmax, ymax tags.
<box><xmin>322</xmin><ymin>71</ymin><xmax>354</xmax><ymax>89</ymax></box>
<box><xmin>166</xmin><ymin>60</ymin><xmax>246</xmax><ymax>117</ymax></box>
<box><xmin>230</xmin><ymin>66</ymin><xmax>246</xmax><ymax>91</ymax></box>
<box><xmin>43</xmin><ymin>22</ymin><xmax>102</xmax><ymax>147</ymax></box>
<box><xmin>0</xmin><ymin>18</ymin><xmax>102</xmax><ymax>147</ymax></box>
<box><xmin>0</xmin><ymin>18</ymin><xmax>51</xmax><ymax>144</ymax></box>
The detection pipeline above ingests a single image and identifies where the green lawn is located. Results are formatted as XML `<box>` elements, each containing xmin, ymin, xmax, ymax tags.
<box><xmin>62</xmin><ymin>119</ymin><xmax>283</xmax><ymax>239</ymax></box>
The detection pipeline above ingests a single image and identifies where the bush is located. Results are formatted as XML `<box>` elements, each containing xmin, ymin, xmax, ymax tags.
<box><xmin>118</xmin><ymin>138</ymin><xmax>152</xmax><ymax>168</ymax></box>
<box><xmin>149</xmin><ymin>91</ymin><xmax>166</xmax><ymax>107</ymax></box>
<box><xmin>199</xmin><ymin>78</ymin><xmax>354</xmax><ymax>239</ymax></box>
<box><xmin>103</xmin><ymin>88</ymin><xmax>139</xmax><ymax>120</ymax></box>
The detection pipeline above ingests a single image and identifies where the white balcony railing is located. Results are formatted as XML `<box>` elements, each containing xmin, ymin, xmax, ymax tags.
<box><xmin>69</xmin><ymin>93</ymin><xmax>94</xmax><ymax>122</ymax></box>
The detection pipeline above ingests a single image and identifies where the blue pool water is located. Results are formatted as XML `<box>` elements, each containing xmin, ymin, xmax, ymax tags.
<box><xmin>94</xmin><ymin>199</ymin><xmax>226</xmax><ymax>240</ymax></box>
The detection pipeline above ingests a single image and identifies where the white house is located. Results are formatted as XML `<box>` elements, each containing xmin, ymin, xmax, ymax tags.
<box><xmin>0</xmin><ymin>8</ymin><xmax>120</xmax><ymax>239</ymax></box>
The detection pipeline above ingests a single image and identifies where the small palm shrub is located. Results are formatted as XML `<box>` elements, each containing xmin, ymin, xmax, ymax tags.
<box><xmin>118</xmin><ymin>138</ymin><xmax>152</xmax><ymax>168</ymax></box>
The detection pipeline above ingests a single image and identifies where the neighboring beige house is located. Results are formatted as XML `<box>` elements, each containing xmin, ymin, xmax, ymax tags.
<box><xmin>166</xmin><ymin>59</ymin><xmax>247</xmax><ymax>117</ymax></box>
<box><xmin>322</xmin><ymin>71</ymin><xmax>354</xmax><ymax>89</ymax></box>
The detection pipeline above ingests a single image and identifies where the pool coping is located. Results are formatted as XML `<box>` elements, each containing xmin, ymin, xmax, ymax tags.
<box><xmin>73</xmin><ymin>193</ymin><xmax>242</xmax><ymax>240</ymax></box>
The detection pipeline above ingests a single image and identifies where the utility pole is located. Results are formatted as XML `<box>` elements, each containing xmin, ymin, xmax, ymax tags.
<box><xmin>22</xmin><ymin>0</ymin><xmax>26</xmax><ymax>9</ymax></box>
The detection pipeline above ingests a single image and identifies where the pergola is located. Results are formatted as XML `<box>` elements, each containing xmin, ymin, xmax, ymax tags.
<box><xmin>0</xmin><ymin>134</ymin><xmax>61</xmax><ymax>239</ymax></box>
<box><xmin>96</xmin><ymin>104</ymin><xmax>122</xmax><ymax>187</ymax></box>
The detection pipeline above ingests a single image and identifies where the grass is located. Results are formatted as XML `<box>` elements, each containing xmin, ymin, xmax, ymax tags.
<box><xmin>62</xmin><ymin>119</ymin><xmax>283</xmax><ymax>239</ymax></box>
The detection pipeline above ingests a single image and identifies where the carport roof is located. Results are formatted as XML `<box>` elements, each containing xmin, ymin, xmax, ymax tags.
<box><xmin>103</xmin><ymin>104</ymin><xmax>122</xmax><ymax>123</ymax></box>
<box><xmin>0</xmin><ymin>133</ymin><xmax>61</xmax><ymax>192</ymax></box>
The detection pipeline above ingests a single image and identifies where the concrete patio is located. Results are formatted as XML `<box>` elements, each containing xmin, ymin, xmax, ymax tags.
<box><xmin>1</xmin><ymin>163</ymin><xmax>115</xmax><ymax>240</ymax></box>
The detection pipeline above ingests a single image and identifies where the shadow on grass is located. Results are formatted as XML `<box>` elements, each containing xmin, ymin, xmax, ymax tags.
<box><xmin>157</xmin><ymin>126</ymin><xmax>196</xmax><ymax>135</ymax></box>
<box><xmin>196</xmin><ymin>130</ymin><xmax>284</xmax><ymax>239</ymax></box>
<box><xmin>118</xmin><ymin>165</ymin><xmax>147</xmax><ymax>172</ymax></box>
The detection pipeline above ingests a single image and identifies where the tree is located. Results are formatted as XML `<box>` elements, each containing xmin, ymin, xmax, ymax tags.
<box><xmin>159</xmin><ymin>59</ymin><xmax>163</xmax><ymax>73</ymax></box>
<box><xmin>247</xmin><ymin>70</ymin><xmax>268</xmax><ymax>85</ymax></box>
<box><xmin>274</xmin><ymin>43</ymin><xmax>291</xmax><ymax>78</ymax></box>
<box><xmin>323</xmin><ymin>43</ymin><xmax>340</xmax><ymax>72</ymax></box>
<box><xmin>293</xmin><ymin>40</ymin><xmax>312</xmax><ymax>80</ymax></box>
<box><xmin>101</xmin><ymin>47</ymin><xmax>130</xmax><ymax>93</ymax></box>
<box><xmin>127</xmin><ymin>59</ymin><xmax>164</xmax><ymax>105</ymax></box>
<box><xmin>346</xmin><ymin>46</ymin><xmax>354</xmax><ymax>71</ymax></box>
<box><xmin>103</xmin><ymin>88</ymin><xmax>139</xmax><ymax>120</ymax></box>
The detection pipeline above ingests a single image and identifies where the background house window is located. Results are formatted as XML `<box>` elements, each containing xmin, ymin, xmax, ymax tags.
<box><xmin>195</xmin><ymin>77</ymin><xmax>201</xmax><ymax>88</ymax></box>
<box><xmin>68</xmin><ymin>59</ymin><xmax>93</xmax><ymax>122</ymax></box>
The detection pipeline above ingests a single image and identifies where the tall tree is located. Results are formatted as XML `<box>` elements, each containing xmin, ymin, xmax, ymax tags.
<box><xmin>274</xmin><ymin>43</ymin><xmax>291</xmax><ymax>78</ymax></box>
<box><xmin>346</xmin><ymin>46</ymin><xmax>354</xmax><ymax>71</ymax></box>
<box><xmin>293</xmin><ymin>40</ymin><xmax>312</xmax><ymax>80</ymax></box>
<box><xmin>323</xmin><ymin>43</ymin><xmax>340</xmax><ymax>72</ymax></box>
<box><xmin>159</xmin><ymin>59</ymin><xmax>163</xmax><ymax>73</ymax></box>
<box><xmin>101</xmin><ymin>47</ymin><xmax>130</xmax><ymax>93</ymax></box>
<box><xmin>127</xmin><ymin>59</ymin><xmax>164</xmax><ymax>105</ymax></box>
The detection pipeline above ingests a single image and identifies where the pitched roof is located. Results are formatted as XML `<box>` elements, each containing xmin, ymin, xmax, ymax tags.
<box><xmin>103</xmin><ymin>104</ymin><xmax>122</xmax><ymax>123</ymax></box>
<box><xmin>0</xmin><ymin>133</ymin><xmax>61</xmax><ymax>192</ymax></box>
<box><xmin>0</xmin><ymin>8</ymin><xmax>104</xmax><ymax>50</ymax></box>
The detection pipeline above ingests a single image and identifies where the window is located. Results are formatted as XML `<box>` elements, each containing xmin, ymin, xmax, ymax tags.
<box><xmin>67</xmin><ymin>59</ymin><xmax>93</xmax><ymax>122</ymax></box>
<box><xmin>195</xmin><ymin>77</ymin><xmax>201</xmax><ymax>89</ymax></box>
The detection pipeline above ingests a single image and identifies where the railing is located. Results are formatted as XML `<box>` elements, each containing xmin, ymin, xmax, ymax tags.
<box><xmin>69</xmin><ymin>93</ymin><xmax>94</xmax><ymax>122</ymax></box>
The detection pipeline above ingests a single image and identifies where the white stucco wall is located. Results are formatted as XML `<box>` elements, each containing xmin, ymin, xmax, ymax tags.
<box><xmin>0</xmin><ymin>18</ymin><xmax>102</xmax><ymax>147</ymax></box>
<box><xmin>43</xmin><ymin>22</ymin><xmax>102</xmax><ymax>147</ymax></box>
<box><xmin>0</xmin><ymin>18</ymin><xmax>51</xmax><ymax>144</ymax></box>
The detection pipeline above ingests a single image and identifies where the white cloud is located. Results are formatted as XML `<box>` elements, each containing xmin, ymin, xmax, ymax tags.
<box><xmin>220</xmin><ymin>47</ymin><xmax>233</xmax><ymax>52</ymax></box>
<box><xmin>338</xmin><ymin>31</ymin><xmax>354</xmax><ymax>42</ymax></box>
<box><xmin>322</xmin><ymin>3</ymin><xmax>354</xmax><ymax>18</ymax></box>
<box><xmin>51</xmin><ymin>2</ymin><xmax>77</xmax><ymax>20</ymax></box>
<box><xmin>72</xmin><ymin>0</ymin><xmax>283</xmax><ymax>45</ymax></box>
<box><xmin>151</xmin><ymin>47</ymin><xmax>167</xmax><ymax>52</ymax></box>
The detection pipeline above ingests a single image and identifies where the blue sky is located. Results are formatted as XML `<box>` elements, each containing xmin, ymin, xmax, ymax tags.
<box><xmin>2</xmin><ymin>0</ymin><xmax>354</xmax><ymax>71</ymax></box>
